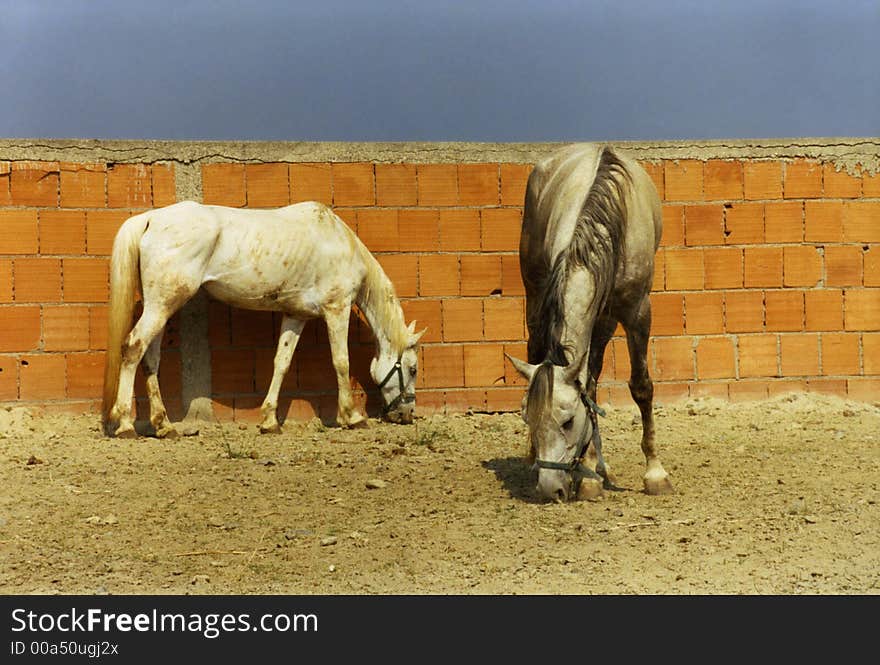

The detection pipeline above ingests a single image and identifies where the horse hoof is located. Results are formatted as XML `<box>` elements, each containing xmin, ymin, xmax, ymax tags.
<box><xmin>155</xmin><ymin>426</ymin><xmax>179</xmax><ymax>440</ymax></box>
<box><xmin>644</xmin><ymin>476</ymin><xmax>674</xmax><ymax>496</ymax></box>
<box><xmin>341</xmin><ymin>413</ymin><xmax>367</xmax><ymax>429</ymax></box>
<box><xmin>576</xmin><ymin>478</ymin><xmax>604</xmax><ymax>501</ymax></box>
<box><xmin>115</xmin><ymin>427</ymin><xmax>137</xmax><ymax>439</ymax></box>
<box><xmin>259</xmin><ymin>423</ymin><xmax>282</xmax><ymax>435</ymax></box>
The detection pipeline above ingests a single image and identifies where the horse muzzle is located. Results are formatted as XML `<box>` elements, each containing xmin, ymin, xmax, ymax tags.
<box><xmin>384</xmin><ymin>399</ymin><xmax>414</xmax><ymax>424</ymax></box>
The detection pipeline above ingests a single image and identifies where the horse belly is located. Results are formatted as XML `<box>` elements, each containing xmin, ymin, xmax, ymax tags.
<box><xmin>203</xmin><ymin>279</ymin><xmax>324</xmax><ymax>317</ymax></box>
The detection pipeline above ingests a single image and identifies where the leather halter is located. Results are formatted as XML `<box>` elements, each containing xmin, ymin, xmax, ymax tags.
<box><xmin>533</xmin><ymin>390</ymin><xmax>610</xmax><ymax>492</ymax></box>
<box><xmin>375</xmin><ymin>354</ymin><xmax>415</xmax><ymax>415</ymax></box>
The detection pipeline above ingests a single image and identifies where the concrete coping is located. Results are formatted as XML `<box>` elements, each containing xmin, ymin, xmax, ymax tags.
<box><xmin>0</xmin><ymin>137</ymin><xmax>878</xmax><ymax>174</ymax></box>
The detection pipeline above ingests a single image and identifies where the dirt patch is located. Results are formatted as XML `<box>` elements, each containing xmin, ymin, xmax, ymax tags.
<box><xmin>1</xmin><ymin>392</ymin><xmax>878</xmax><ymax>594</ymax></box>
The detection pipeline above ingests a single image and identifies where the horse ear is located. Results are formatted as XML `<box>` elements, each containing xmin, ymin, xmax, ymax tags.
<box><xmin>407</xmin><ymin>321</ymin><xmax>416</xmax><ymax>334</ymax></box>
<box><xmin>563</xmin><ymin>351</ymin><xmax>589</xmax><ymax>384</ymax></box>
<box><xmin>506</xmin><ymin>354</ymin><xmax>537</xmax><ymax>381</ymax></box>
<box><xmin>409</xmin><ymin>327</ymin><xmax>427</xmax><ymax>347</ymax></box>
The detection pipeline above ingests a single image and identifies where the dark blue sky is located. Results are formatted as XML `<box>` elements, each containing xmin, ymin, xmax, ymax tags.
<box><xmin>1</xmin><ymin>0</ymin><xmax>877</xmax><ymax>141</ymax></box>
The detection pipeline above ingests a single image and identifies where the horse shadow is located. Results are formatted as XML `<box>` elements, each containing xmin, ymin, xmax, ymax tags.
<box><xmin>481</xmin><ymin>457</ymin><xmax>545</xmax><ymax>504</ymax></box>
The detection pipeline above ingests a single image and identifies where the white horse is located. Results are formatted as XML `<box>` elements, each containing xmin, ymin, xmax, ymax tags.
<box><xmin>508</xmin><ymin>144</ymin><xmax>673</xmax><ymax>501</ymax></box>
<box><xmin>102</xmin><ymin>200</ymin><xmax>424</xmax><ymax>438</ymax></box>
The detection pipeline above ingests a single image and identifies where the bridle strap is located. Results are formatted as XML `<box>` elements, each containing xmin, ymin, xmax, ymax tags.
<box><xmin>376</xmin><ymin>354</ymin><xmax>415</xmax><ymax>414</ymax></box>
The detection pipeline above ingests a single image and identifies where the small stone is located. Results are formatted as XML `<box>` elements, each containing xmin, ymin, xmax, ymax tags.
<box><xmin>181</xmin><ymin>424</ymin><xmax>200</xmax><ymax>436</ymax></box>
<box><xmin>365</xmin><ymin>479</ymin><xmax>387</xmax><ymax>489</ymax></box>
<box><xmin>320</xmin><ymin>536</ymin><xmax>337</xmax><ymax>546</ymax></box>
<box><xmin>190</xmin><ymin>574</ymin><xmax>210</xmax><ymax>585</ymax></box>
<box><xmin>26</xmin><ymin>455</ymin><xmax>44</xmax><ymax>465</ymax></box>
<box><xmin>328</xmin><ymin>564</ymin><xmax>336</xmax><ymax>572</ymax></box>
<box><xmin>803</xmin><ymin>515</ymin><xmax>818</xmax><ymax>524</ymax></box>
<box><xmin>238</xmin><ymin>423</ymin><xmax>248</xmax><ymax>430</ymax></box>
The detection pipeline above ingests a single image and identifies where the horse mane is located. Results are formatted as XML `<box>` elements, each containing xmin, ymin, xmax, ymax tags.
<box><xmin>530</xmin><ymin>146</ymin><xmax>630</xmax><ymax>366</ymax></box>
<box><xmin>354</xmin><ymin>242</ymin><xmax>410</xmax><ymax>353</ymax></box>
<box><xmin>525</xmin><ymin>361</ymin><xmax>555</xmax><ymax>459</ymax></box>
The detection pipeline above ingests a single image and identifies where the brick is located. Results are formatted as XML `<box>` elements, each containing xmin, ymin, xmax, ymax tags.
<box><xmin>59</xmin><ymin>163</ymin><xmax>106</xmax><ymax>207</ymax></box>
<box><xmin>729</xmin><ymin>380</ymin><xmax>769</xmax><ymax>402</ymax></box>
<box><xmin>400</xmin><ymin>299</ymin><xmax>442</xmax><ymax>344</ymax></box>
<box><xmin>211</xmin><ymin>349</ymin><xmax>256</xmax><ymax>394</ymax></box>
<box><xmin>664</xmin><ymin>248</ymin><xmax>703</xmax><ymax>290</ymax></box>
<box><xmin>704</xmin><ymin>160</ymin><xmax>743</xmax><ymax>201</ymax></box>
<box><xmin>685</xmin><ymin>205</ymin><xmax>724</xmax><ymax>246</ymax></box>
<box><xmin>0</xmin><ymin>210</ymin><xmax>39</xmax><ymax>254</ymax></box>
<box><xmin>11</xmin><ymin>161</ymin><xmax>59</xmax><ymax>206</ymax></box>
<box><xmin>332</xmin><ymin>163</ymin><xmax>374</xmax><ymax>207</ymax></box>
<box><xmin>863</xmin><ymin>169</ymin><xmax>880</xmax><ymax>197</ymax></box>
<box><xmin>821</xmin><ymin>332</ymin><xmax>860</xmax><ymax>375</ymax></box>
<box><xmin>375</xmin><ymin>164</ymin><xmax>417</xmax><ymax>206</ymax></box>
<box><xmin>481</xmin><ymin>208</ymin><xmax>521</xmax><ymax>251</ymax></box>
<box><xmin>152</xmin><ymin>164</ymin><xmax>176</xmax><ymax>207</ymax></box>
<box><xmin>843</xmin><ymin>202</ymin><xmax>880</xmax><ymax>243</ymax></box>
<box><xmin>417</xmin><ymin>164</ymin><xmax>458</xmax><ymax>206</ymax></box>
<box><xmin>463</xmin><ymin>343</ymin><xmax>505</xmax><ymax>387</ymax></box>
<box><xmin>685</xmin><ymin>292</ymin><xmax>724</xmax><ymax>335</ymax></box>
<box><xmin>768</xmin><ymin>379</ymin><xmax>809</xmax><ymax>398</ymax></box>
<box><xmin>62</xmin><ymin>258</ymin><xmax>109</xmax><ymax>302</ymax></box>
<box><xmin>864</xmin><ymin>333</ymin><xmax>880</xmax><ymax>375</ymax></box>
<box><xmin>501</xmin><ymin>255</ymin><xmax>525</xmax><ymax>296</ymax></box>
<box><xmin>89</xmin><ymin>305</ymin><xmax>109</xmax><ymax>350</ymax></box>
<box><xmin>724</xmin><ymin>291</ymin><xmax>764</xmax><ymax>333</ymax></box>
<box><xmin>356</xmin><ymin>209</ymin><xmax>399</xmax><ymax>252</ymax></box>
<box><xmin>230</xmin><ymin>309</ymin><xmax>275</xmax><ymax>348</ymax></box>
<box><xmin>807</xmin><ymin>378</ymin><xmax>848</xmax><ymax>397</ymax></box>
<box><xmin>664</xmin><ymin>160</ymin><xmax>703</xmax><ymax>201</ymax></box>
<box><xmin>375</xmin><ymin>254</ymin><xmax>418</xmax><ymax>298</ymax></box>
<box><xmin>486</xmin><ymin>387</ymin><xmax>524</xmax><ymax>413</ymax></box>
<box><xmin>639</xmin><ymin>161</ymin><xmax>664</xmax><ymax>200</ymax></box>
<box><xmin>422</xmin><ymin>345</ymin><xmax>464</xmax><ymax>388</ymax></box>
<box><xmin>723</xmin><ymin>203</ymin><xmax>764</xmax><ymax>244</ymax></box>
<box><xmin>650</xmin><ymin>293</ymin><xmax>685</xmax><ymax>335</ymax></box>
<box><xmin>652</xmin><ymin>337</ymin><xmax>694</xmax><ymax>381</ymax></box>
<box><xmin>784</xmin><ymin>160</ymin><xmax>822</xmax><ymax>199</ymax></box>
<box><xmin>844</xmin><ymin>289</ymin><xmax>880</xmax><ymax>330</ymax></box>
<box><xmin>660</xmin><ymin>205</ymin><xmax>684</xmax><ymax>247</ymax></box>
<box><xmin>442</xmin><ymin>299</ymin><xmax>482</xmax><ymax>342</ymax></box>
<box><xmin>0</xmin><ymin>355</ymin><xmax>17</xmax><ymax>400</ymax></box>
<box><xmin>867</xmin><ymin>247</ymin><xmax>880</xmax><ymax>288</ymax></box>
<box><xmin>703</xmin><ymin>247</ymin><xmax>743</xmax><ymax>289</ymax></box>
<box><xmin>86</xmin><ymin>210</ymin><xmax>129</xmax><ymax>255</ymax></box>
<box><xmin>847</xmin><ymin>377</ymin><xmax>880</xmax><ymax>401</ymax></box>
<box><xmin>295</xmin><ymin>344</ymin><xmax>336</xmax><ymax>392</ymax></box>
<box><xmin>0</xmin><ymin>260</ymin><xmax>11</xmax><ymax>303</ymax></box>
<box><xmin>0</xmin><ymin>307</ymin><xmax>40</xmax><ymax>351</ymax></box>
<box><xmin>458</xmin><ymin>164</ymin><xmax>499</xmax><ymax>205</ymax></box>
<box><xmin>653</xmin><ymin>382</ymin><xmax>690</xmax><ymax>405</ymax></box>
<box><xmin>500</xmin><ymin>163</ymin><xmax>532</xmax><ymax>206</ymax></box>
<box><xmin>765</xmin><ymin>290</ymin><xmax>804</xmax><ymax>331</ymax></box>
<box><xmin>19</xmin><ymin>354</ymin><xmax>66</xmax><ymax>400</ymax></box>
<box><xmin>611</xmin><ymin>337</ymin><xmax>629</xmax><ymax>381</ymax></box>
<box><xmin>40</xmin><ymin>306</ymin><xmax>90</xmax><ymax>351</ymax></box>
<box><xmin>825</xmin><ymin>245</ymin><xmax>863</xmax><ymax>287</ymax></box>
<box><xmin>418</xmin><ymin>255</ymin><xmax>459</xmax><ymax>296</ymax></box>
<box><xmin>246</xmin><ymin>163</ymin><xmax>289</xmax><ymax>207</ymax></box>
<box><xmin>14</xmin><ymin>258</ymin><xmax>62</xmax><ymax>302</ymax></box>
<box><xmin>484</xmin><ymin>298</ymin><xmax>524</xmax><ymax>341</ymax></box>
<box><xmin>66</xmin><ymin>352</ymin><xmax>105</xmax><ymax>398</ymax></box>
<box><xmin>805</xmin><ymin>201</ymin><xmax>844</xmax><ymax>242</ymax></box>
<box><xmin>107</xmin><ymin>164</ymin><xmax>151</xmax><ymax>207</ymax></box>
<box><xmin>202</xmin><ymin>163</ymin><xmax>246</xmax><ymax>206</ymax></box>
<box><xmin>743</xmin><ymin>161</ymin><xmax>783</xmax><ymax>200</ymax></box>
<box><xmin>652</xmin><ymin>250</ymin><xmax>665</xmax><ymax>291</ymax></box>
<box><xmin>444</xmin><ymin>389</ymin><xmax>486</xmax><ymax>413</ymax></box>
<box><xmin>290</xmin><ymin>163</ymin><xmax>332</xmax><ymax>204</ymax></box>
<box><xmin>695</xmin><ymin>337</ymin><xmax>736</xmax><ymax>379</ymax></box>
<box><xmin>460</xmin><ymin>255</ymin><xmax>502</xmax><ymax>296</ymax></box>
<box><xmin>503</xmin><ymin>342</ymin><xmax>529</xmax><ymax>387</ymax></box>
<box><xmin>0</xmin><ymin>163</ymin><xmax>10</xmax><ymax>206</ymax></box>
<box><xmin>690</xmin><ymin>382</ymin><xmax>729</xmax><ymax>400</ymax></box>
<box><xmin>764</xmin><ymin>201</ymin><xmax>804</xmax><ymax>243</ymax></box>
<box><xmin>805</xmin><ymin>289</ymin><xmax>843</xmax><ymax>331</ymax></box>
<box><xmin>439</xmin><ymin>209</ymin><xmax>481</xmax><ymax>251</ymax></box>
<box><xmin>780</xmin><ymin>333</ymin><xmax>820</xmax><ymax>377</ymax></box>
<box><xmin>398</xmin><ymin>209</ymin><xmax>440</xmax><ymax>252</ymax></box>
<box><xmin>39</xmin><ymin>210</ymin><xmax>86</xmax><ymax>255</ymax></box>
<box><xmin>783</xmin><ymin>246</ymin><xmax>821</xmax><ymax>287</ymax></box>
<box><xmin>822</xmin><ymin>163</ymin><xmax>861</xmax><ymax>198</ymax></box>
<box><xmin>738</xmin><ymin>334</ymin><xmax>778</xmax><ymax>378</ymax></box>
<box><xmin>743</xmin><ymin>247</ymin><xmax>783</xmax><ymax>287</ymax></box>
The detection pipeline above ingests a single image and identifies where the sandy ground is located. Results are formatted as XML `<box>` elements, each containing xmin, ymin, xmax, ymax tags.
<box><xmin>1</xmin><ymin>392</ymin><xmax>878</xmax><ymax>595</ymax></box>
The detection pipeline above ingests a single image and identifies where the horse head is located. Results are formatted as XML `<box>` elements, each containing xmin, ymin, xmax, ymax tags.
<box><xmin>508</xmin><ymin>352</ymin><xmax>599</xmax><ymax>502</ymax></box>
<box><xmin>371</xmin><ymin>321</ymin><xmax>426</xmax><ymax>424</ymax></box>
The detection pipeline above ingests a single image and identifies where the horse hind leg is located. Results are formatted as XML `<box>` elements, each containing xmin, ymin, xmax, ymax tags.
<box><xmin>622</xmin><ymin>296</ymin><xmax>673</xmax><ymax>495</ymax></box>
<box><xmin>141</xmin><ymin>331</ymin><xmax>178</xmax><ymax>439</ymax></box>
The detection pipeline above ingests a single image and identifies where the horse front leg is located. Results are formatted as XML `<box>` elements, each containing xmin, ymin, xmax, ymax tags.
<box><xmin>584</xmin><ymin>315</ymin><xmax>619</xmax><ymax>489</ymax></box>
<box><xmin>623</xmin><ymin>297</ymin><xmax>673</xmax><ymax>495</ymax></box>
<box><xmin>323</xmin><ymin>304</ymin><xmax>366</xmax><ymax>428</ymax></box>
<box><xmin>259</xmin><ymin>316</ymin><xmax>305</xmax><ymax>434</ymax></box>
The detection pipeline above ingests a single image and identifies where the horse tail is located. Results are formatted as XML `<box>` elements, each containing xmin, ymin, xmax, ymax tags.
<box><xmin>101</xmin><ymin>213</ymin><xmax>149</xmax><ymax>430</ymax></box>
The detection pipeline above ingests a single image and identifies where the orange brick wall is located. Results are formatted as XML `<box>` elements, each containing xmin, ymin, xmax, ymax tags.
<box><xmin>1</xmin><ymin>144</ymin><xmax>879</xmax><ymax>422</ymax></box>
